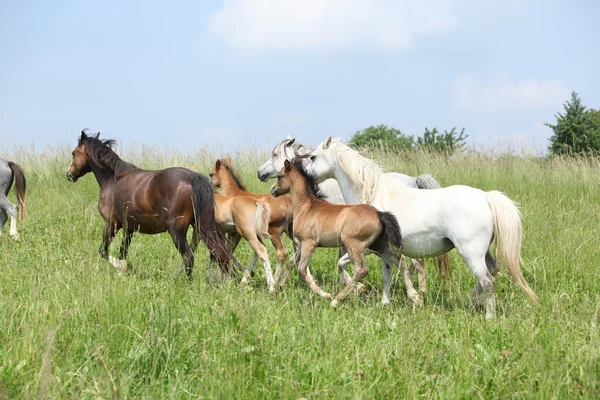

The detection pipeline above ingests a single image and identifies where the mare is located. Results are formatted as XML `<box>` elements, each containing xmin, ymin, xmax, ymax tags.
<box><xmin>271</xmin><ymin>158</ymin><xmax>405</xmax><ymax>307</ymax></box>
<box><xmin>257</xmin><ymin>135</ymin><xmax>450</xmax><ymax>292</ymax></box>
<box><xmin>0</xmin><ymin>159</ymin><xmax>26</xmax><ymax>241</ymax></box>
<box><xmin>210</xmin><ymin>158</ymin><xmax>293</xmax><ymax>287</ymax></box>
<box><xmin>305</xmin><ymin>137</ymin><xmax>539</xmax><ymax>318</ymax></box>
<box><xmin>66</xmin><ymin>131</ymin><xmax>231</xmax><ymax>278</ymax></box>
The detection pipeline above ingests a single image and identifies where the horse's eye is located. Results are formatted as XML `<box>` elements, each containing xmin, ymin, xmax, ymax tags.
<box><xmin>72</xmin><ymin>151</ymin><xmax>75</xmax><ymax>156</ymax></box>
<box><xmin>277</xmin><ymin>176</ymin><xmax>282</xmax><ymax>182</ymax></box>
<box><xmin>309</xmin><ymin>155</ymin><xmax>316</xmax><ymax>161</ymax></box>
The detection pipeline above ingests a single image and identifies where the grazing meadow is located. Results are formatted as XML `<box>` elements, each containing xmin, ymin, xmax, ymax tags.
<box><xmin>0</xmin><ymin>144</ymin><xmax>599</xmax><ymax>399</ymax></box>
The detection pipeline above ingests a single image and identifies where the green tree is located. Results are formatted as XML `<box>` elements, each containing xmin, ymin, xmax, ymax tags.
<box><xmin>416</xmin><ymin>127</ymin><xmax>468</xmax><ymax>152</ymax></box>
<box><xmin>349</xmin><ymin>124</ymin><xmax>414</xmax><ymax>150</ymax></box>
<box><xmin>546</xmin><ymin>92</ymin><xmax>600</xmax><ymax>156</ymax></box>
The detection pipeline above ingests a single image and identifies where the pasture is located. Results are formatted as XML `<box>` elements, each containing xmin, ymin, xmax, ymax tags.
<box><xmin>1</xmin><ymin>145</ymin><xmax>599</xmax><ymax>399</ymax></box>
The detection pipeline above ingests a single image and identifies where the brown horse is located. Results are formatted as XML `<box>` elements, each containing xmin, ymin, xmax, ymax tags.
<box><xmin>66</xmin><ymin>131</ymin><xmax>231</xmax><ymax>278</ymax></box>
<box><xmin>213</xmin><ymin>192</ymin><xmax>276</xmax><ymax>293</ymax></box>
<box><xmin>210</xmin><ymin>158</ymin><xmax>293</xmax><ymax>286</ymax></box>
<box><xmin>271</xmin><ymin>158</ymin><xmax>405</xmax><ymax>307</ymax></box>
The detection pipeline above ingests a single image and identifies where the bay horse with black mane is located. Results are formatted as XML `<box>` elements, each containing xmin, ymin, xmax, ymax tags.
<box><xmin>66</xmin><ymin>131</ymin><xmax>231</xmax><ymax>278</ymax></box>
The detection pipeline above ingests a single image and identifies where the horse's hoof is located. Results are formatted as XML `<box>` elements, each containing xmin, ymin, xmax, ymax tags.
<box><xmin>412</xmin><ymin>294</ymin><xmax>424</xmax><ymax>308</ymax></box>
<box><xmin>356</xmin><ymin>283</ymin><xmax>368</xmax><ymax>294</ymax></box>
<box><xmin>268</xmin><ymin>285</ymin><xmax>278</xmax><ymax>296</ymax></box>
<box><xmin>11</xmin><ymin>234</ymin><xmax>21</xmax><ymax>242</ymax></box>
<box><xmin>381</xmin><ymin>298</ymin><xmax>391</xmax><ymax>306</ymax></box>
<box><xmin>331</xmin><ymin>299</ymin><xmax>339</xmax><ymax>308</ymax></box>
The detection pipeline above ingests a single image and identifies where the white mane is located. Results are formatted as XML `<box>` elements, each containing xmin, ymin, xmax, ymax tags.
<box><xmin>327</xmin><ymin>139</ymin><xmax>386</xmax><ymax>203</ymax></box>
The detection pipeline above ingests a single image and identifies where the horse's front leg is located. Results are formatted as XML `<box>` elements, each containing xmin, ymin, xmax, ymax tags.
<box><xmin>110</xmin><ymin>229</ymin><xmax>133</xmax><ymax>274</ymax></box>
<box><xmin>297</xmin><ymin>241</ymin><xmax>332</xmax><ymax>300</ymax></box>
<box><xmin>99</xmin><ymin>221</ymin><xmax>122</xmax><ymax>271</ymax></box>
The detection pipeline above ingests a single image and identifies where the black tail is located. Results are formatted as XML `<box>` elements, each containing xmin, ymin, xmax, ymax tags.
<box><xmin>8</xmin><ymin>162</ymin><xmax>27</xmax><ymax>220</ymax></box>
<box><xmin>191</xmin><ymin>173</ymin><xmax>232</xmax><ymax>274</ymax></box>
<box><xmin>370</xmin><ymin>211</ymin><xmax>403</xmax><ymax>254</ymax></box>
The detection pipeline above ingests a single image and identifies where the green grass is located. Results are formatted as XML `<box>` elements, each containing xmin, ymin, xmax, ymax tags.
<box><xmin>1</xmin><ymin>146</ymin><xmax>599</xmax><ymax>399</ymax></box>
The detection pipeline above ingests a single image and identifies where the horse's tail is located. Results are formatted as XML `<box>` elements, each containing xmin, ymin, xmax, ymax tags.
<box><xmin>191</xmin><ymin>173</ymin><xmax>232</xmax><ymax>274</ymax></box>
<box><xmin>415</xmin><ymin>174</ymin><xmax>441</xmax><ymax>190</ymax></box>
<box><xmin>486</xmin><ymin>191</ymin><xmax>538</xmax><ymax>304</ymax></box>
<box><xmin>376</xmin><ymin>211</ymin><xmax>403</xmax><ymax>250</ymax></box>
<box><xmin>255</xmin><ymin>200</ymin><xmax>271</xmax><ymax>241</ymax></box>
<box><xmin>7</xmin><ymin>162</ymin><xmax>27</xmax><ymax>220</ymax></box>
<box><xmin>415</xmin><ymin>174</ymin><xmax>451</xmax><ymax>279</ymax></box>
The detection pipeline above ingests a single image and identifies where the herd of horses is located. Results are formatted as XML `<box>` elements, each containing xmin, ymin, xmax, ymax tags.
<box><xmin>1</xmin><ymin>130</ymin><xmax>539</xmax><ymax>319</ymax></box>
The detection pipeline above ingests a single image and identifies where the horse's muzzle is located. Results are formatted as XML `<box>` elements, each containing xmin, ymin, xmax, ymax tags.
<box><xmin>66</xmin><ymin>172</ymin><xmax>78</xmax><ymax>182</ymax></box>
<box><xmin>257</xmin><ymin>171</ymin><xmax>267</xmax><ymax>182</ymax></box>
<box><xmin>270</xmin><ymin>187</ymin><xmax>279</xmax><ymax>197</ymax></box>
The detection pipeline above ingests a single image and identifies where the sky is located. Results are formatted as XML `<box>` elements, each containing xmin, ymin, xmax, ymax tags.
<box><xmin>1</xmin><ymin>0</ymin><xmax>599</xmax><ymax>154</ymax></box>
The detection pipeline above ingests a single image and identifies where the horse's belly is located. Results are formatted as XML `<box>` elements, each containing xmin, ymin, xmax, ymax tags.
<box><xmin>400</xmin><ymin>234</ymin><xmax>453</xmax><ymax>258</ymax></box>
<box><xmin>127</xmin><ymin>214</ymin><xmax>168</xmax><ymax>234</ymax></box>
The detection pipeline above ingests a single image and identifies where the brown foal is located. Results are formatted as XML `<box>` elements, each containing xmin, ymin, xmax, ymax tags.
<box><xmin>210</xmin><ymin>158</ymin><xmax>293</xmax><ymax>287</ymax></box>
<box><xmin>271</xmin><ymin>158</ymin><xmax>404</xmax><ymax>307</ymax></box>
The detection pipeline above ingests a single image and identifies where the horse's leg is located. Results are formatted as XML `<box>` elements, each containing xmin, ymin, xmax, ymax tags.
<box><xmin>245</xmin><ymin>235</ymin><xmax>276</xmax><ymax>295</ymax></box>
<box><xmin>0</xmin><ymin>197</ymin><xmax>20</xmax><ymax>241</ymax></box>
<box><xmin>277</xmin><ymin>240</ymin><xmax>299</xmax><ymax>289</ymax></box>
<box><xmin>485</xmin><ymin>250</ymin><xmax>499</xmax><ymax>276</ymax></box>
<box><xmin>99</xmin><ymin>221</ymin><xmax>121</xmax><ymax>271</ymax></box>
<box><xmin>297</xmin><ymin>241</ymin><xmax>332</xmax><ymax>300</ymax></box>
<box><xmin>169</xmin><ymin>226</ymin><xmax>195</xmax><ymax>280</ymax></box>
<box><xmin>115</xmin><ymin>230</ymin><xmax>133</xmax><ymax>273</ymax></box>
<box><xmin>0</xmin><ymin>207</ymin><xmax>7</xmax><ymax>236</ymax></box>
<box><xmin>400</xmin><ymin>254</ymin><xmax>423</xmax><ymax>307</ymax></box>
<box><xmin>381</xmin><ymin>259</ymin><xmax>393</xmax><ymax>305</ymax></box>
<box><xmin>457</xmin><ymin>245</ymin><xmax>496</xmax><ymax>319</ymax></box>
<box><xmin>269</xmin><ymin>230</ymin><xmax>288</xmax><ymax>283</ymax></box>
<box><xmin>413</xmin><ymin>258</ymin><xmax>427</xmax><ymax>294</ymax></box>
<box><xmin>331</xmin><ymin>243</ymin><xmax>369</xmax><ymax>307</ymax></box>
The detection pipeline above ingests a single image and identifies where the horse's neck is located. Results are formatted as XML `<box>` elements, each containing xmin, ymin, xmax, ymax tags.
<box><xmin>332</xmin><ymin>166</ymin><xmax>361</xmax><ymax>204</ymax></box>
<box><xmin>220</xmin><ymin>172</ymin><xmax>245</xmax><ymax>196</ymax></box>
<box><xmin>289</xmin><ymin>177</ymin><xmax>314</xmax><ymax>212</ymax></box>
<box><xmin>90</xmin><ymin>164</ymin><xmax>115</xmax><ymax>189</ymax></box>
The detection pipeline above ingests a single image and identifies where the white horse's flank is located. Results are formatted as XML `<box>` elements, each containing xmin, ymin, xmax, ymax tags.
<box><xmin>306</xmin><ymin>137</ymin><xmax>538</xmax><ymax>318</ymax></box>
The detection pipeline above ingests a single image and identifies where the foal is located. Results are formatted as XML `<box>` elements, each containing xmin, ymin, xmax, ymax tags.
<box><xmin>212</xmin><ymin>192</ymin><xmax>276</xmax><ymax>294</ymax></box>
<box><xmin>210</xmin><ymin>158</ymin><xmax>293</xmax><ymax>285</ymax></box>
<box><xmin>271</xmin><ymin>159</ymin><xmax>404</xmax><ymax>307</ymax></box>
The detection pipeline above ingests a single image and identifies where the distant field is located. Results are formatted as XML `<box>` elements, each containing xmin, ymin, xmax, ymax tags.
<box><xmin>1</xmin><ymin>145</ymin><xmax>599</xmax><ymax>399</ymax></box>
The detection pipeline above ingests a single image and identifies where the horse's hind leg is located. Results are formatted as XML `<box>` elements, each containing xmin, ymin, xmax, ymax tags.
<box><xmin>457</xmin><ymin>245</ymin><xmax>496</xmax><ymax>319</ymax></box>
<box><xmin>0</xmin><ymin>197</ymin><xmax>20</xmax><ymax>241</ymax></box>
<box><xmin>246</xmin><ymin>236</ymin><xmax>276</xmax><ymax>295</ymax></box>
<box><xmin>413</xmin><ymin>258</ymin><xmax>427</xmax><ymax>294</ymax></box>
<box><xmin>269</xmin><ymin>230</ymin><xmax>288</xmax><ymax>283</ymax></box>
<box><xmin>400</xmin><ymin>256</ymin><xmax>423</xmax><ymax>307</ymax></box>
<box><xmin>485</xmin><ymin>250</ymin><xmax>499</xmax><ymax>276</ymax></box>
<box><xmin>0</xmin><ymin>207</ymin><xmax>7</xmax><ymax>236</ymax></box>
<box><xmin>170</xmin><ymin>226</ymin><xmax>195</xmax><ymax>279</ymax></box>
<box><xmin>331</xmin><ymin>244</ymin><xmax>369</xmax><ymax>307</ymax></box>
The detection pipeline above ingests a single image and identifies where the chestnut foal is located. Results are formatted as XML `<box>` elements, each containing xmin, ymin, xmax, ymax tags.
<box><xmin>210</xmin><ymin>158</ymin><xmax>293</xmax><ymax>288</ymax></box>
<box><xmin>271</xmin><ymin>159</ymin><xmax>404</xmax><ymax>307</ymax></box>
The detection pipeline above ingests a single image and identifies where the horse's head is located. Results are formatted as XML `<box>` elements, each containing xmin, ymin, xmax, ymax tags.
<box><xmin>305</xmin><ymin>136</ymin><xmax>336</xmax><ymax>183</ymax></box>
<box><xmin>66</xmin><ymin>130</ymin><xmax>98</xmax><ymax>182</ymax></box>
<box><xmin>270</xmin><ymin>159</ymin><xmax>293</xmax><ymax>197</ymax></box>
<box><xmin>210</xmin><ymin>158</ymin><xmax>231</xmax><ymax>189</ymax></box>
<box><xmin>258</xmin><ymin>136</ymin><xmax>302</xmax><ymax>182</ymax></box>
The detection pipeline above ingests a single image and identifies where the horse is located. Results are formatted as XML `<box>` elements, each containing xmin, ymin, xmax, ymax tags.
<box><xmin>0</xmin><ymin>159</ymin><xmax>27</xmax><ymax>241</ymax></box>
<box><xmin>305</xmin><ymin>137</ymin><xmax>539</xmax><ymax>319</ymax></box>
<box><xmin>257</xmin><ymin>135</ymin><xmax>450</xmax><ymax>291</ymax></box>
<box><xmin>212</xmin><ymin>191</ymin><xmax>276</xmax><ymax>294</ymax></box>
<box><xmin>66</xmin><ymin>130</ymin><xmax>231</xmax><ymax>278</ymax></box>
<box><xmin>271</xmin><ymin>158</ymin><xmax>406</xmax><ymax>307</ymax></box>
<box><xmin>210</xmin><ymin>158</ymin><xmax>294</xmax><ymax>287</ymax></box>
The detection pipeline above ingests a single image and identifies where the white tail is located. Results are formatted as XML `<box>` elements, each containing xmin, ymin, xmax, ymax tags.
<box><xmin>255</xmin><ymin>201</ymin><xmax>271</xmax><ymax>240</ymax></box>
<box><xmin>486</xmin><ymin>191</ymin><xmax>539</xmax><ymax>304</ymax></box>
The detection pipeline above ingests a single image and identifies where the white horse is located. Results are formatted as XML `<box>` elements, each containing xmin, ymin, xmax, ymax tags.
<box><xmin>0</xmin><ymin>159</ymin><xmax>27</xmax><ymax>241</ymax></box>
<box><xmin>305</xmin><ymin>137</ymin><xmax>538</xmax><ymax>319</ymax></box>
<box><xmin>257</xmin><ymin>135</ymin><xmax>450</xmax><ymax>292</ymax></box>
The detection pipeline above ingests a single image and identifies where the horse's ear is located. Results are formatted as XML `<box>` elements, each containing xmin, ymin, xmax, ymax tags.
<box><xmin>215</xmin><ymin>159</ymin><xmax>221</xmax><ymax>170</ymax></box>
<box><xmin>95</xmin><ymin>132</ymin><xmax>101</xmax><ymax>139</ymax></box>
<box><xmin>324</xmin><ymin>136</ymin><xmax>332</xmax><ymax>149</ymax></box>
<box><xmin>284</xmin><ymin>159</ymin><xmax>291</xmax><ymax>170</ymax></box>
<box><xmin>224</xmin><ymin>157</ymin><xmax>232</xmax><ymax>167</ymax></box>
<box><xmin>80</xmin><ymin>130</ymin><xmax>86</xmax><ymax>141</ymax></box>
<box><xmin>286</xmin><ymin>138</ymin><xmax>295</xmax><ymax>146</ymax></box>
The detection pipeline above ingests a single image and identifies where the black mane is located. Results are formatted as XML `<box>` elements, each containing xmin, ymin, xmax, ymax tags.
<box><xmin>290</xmin><ymin>157</ymin><xmax>326</xmax><ymax>200</ymax></box>
<box><xmin>80</xmin><ymin>131</ymin><xmax>137</xmax><ymax>176</ymax></box>
<box><xmin>221</xmin><ymin>162</ymin><xmax>247</xmax><ymax>191</ymax></box>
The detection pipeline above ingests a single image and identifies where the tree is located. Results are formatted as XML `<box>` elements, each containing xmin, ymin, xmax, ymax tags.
<box><xmin>416</xmin><ymin>127</ymin><xmax>468</xmax><ymax>152</ymax></box>
<box><xmin>349</xmin><ymin>124</ymin><xmax>414</xmax><ymax>150</ymax></box>
<box><xmin>546</xmin><ymin>92</ymin><xmax>600</xmax><ymax>156</ymax></box>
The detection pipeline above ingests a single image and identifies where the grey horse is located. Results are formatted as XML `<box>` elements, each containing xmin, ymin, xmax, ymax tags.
<box><xmin>0</xmin><ymin>159</ymin><xmax>27</xmax><ymax>241</ymax></box>
<box><xmin>257</xmin><ymin>136</ymin><xmax>450</xmax><ymax>293</ymax></box>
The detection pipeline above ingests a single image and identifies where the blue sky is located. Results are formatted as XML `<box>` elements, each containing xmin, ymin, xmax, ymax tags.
<box><xmin>1</xmin><ymin>0</ymin><xmax>599</xmax><ymax>153</ymax></box>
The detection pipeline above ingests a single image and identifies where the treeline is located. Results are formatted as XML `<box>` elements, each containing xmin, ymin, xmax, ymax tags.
<box><xmin>350</xmin><ymin>92</ymin><xmax>599</xmax><ymax>156</ymax></box>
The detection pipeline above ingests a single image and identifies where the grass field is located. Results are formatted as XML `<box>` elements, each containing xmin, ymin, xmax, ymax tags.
<box><xmin>1</xmin><ymin>145</ymin><xmax>599</xmax><ymax>399</ymax></box>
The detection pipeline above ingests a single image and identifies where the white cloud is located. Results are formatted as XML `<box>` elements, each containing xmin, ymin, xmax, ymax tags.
<box><xmin>453</xmin><ymin>76</ymin><xmax>571</xmax><ymax>113</ymax></box>
<box><xmin>207</xmin><ymin>0</ymin><xmax>457</xmax><ymax>52</ymax></box>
